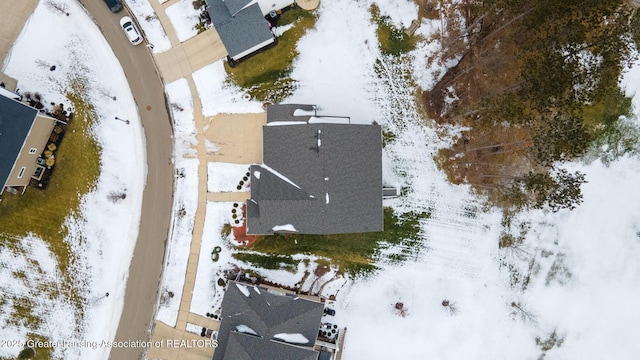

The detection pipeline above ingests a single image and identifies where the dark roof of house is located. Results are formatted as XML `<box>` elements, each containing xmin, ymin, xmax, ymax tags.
<box><xmin>266</xmin><ymin>104</ymin><xmax>316</xmax><ymax>123</ymax></box>
<box><xmin>247</xmin><ymin>105</ymin><xmax>383</xmax><ymax>235</ymax></box>
<box><xmin>223</xmin><ymin>332</ymin><xmax>319</xmax><ymax>360</ymax></box>
<box><xmin>0</xmin><ymin>93</ymin><xmax>37</xmax><ymax>189</ymax></box>
<box><xmin>221</xmin><ymin>0</ymin><xmax>253</xmax><ymax>15</ymax></box>
<box><xmin>213</xmin><ymin>281</ymin><xmax>323</xmax><ymax>360</ymax></box>
<box><xmin>206</xmin><ymin>0</ymin><xmax>274</xmax><ymax>60</ymax></box>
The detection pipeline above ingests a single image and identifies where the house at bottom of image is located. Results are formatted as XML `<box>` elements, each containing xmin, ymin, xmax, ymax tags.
<box><xmin>246</xmin><ymin>104</ymin><xmax>384</xmax><ymax>235</ymax></box>
<box><xmin>212</xmin><ymin>281</ymin><xmax>344</xmax><ymax>360</ymax></box>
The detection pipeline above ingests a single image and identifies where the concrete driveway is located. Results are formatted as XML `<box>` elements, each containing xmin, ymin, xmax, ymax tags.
<box><xmin>76</xmin><ymin>1</ymin><xmax>174</xmax><ymax>359</ymax></box>
<box><xmin>205</xmin><ymin>113</ymin><xmax>266</xmax><ymax>164</ymax></box>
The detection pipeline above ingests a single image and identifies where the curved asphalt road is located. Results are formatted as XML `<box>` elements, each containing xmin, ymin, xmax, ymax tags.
<box><xmin>77</xmin><ymin>1</ymin><xmax>174</xmax><ymax>359</ymax></box>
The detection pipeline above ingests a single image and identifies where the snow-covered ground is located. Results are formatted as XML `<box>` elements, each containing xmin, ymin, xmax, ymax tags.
<box><xmin>207</xmin><ymin>162</ymin><xmax>251</xmax><ymax>192</ymax></box>
<box><xmin>124</xmin><ymin>0</ymin><xmax>171</xmax><ymax>53</ymax></box>
<box><xmin>192</xmin><ymin>60</ymin><xmax>264</xmax><ymax>118</ymax></box>
<box><xmin>165</xmin><ymin>0</ymin><xmax>203</xmax><ymax>42</ymax></box>
<box><xmin>0</xmin><ymin>0</ymin><xmax>145</xmax><ymax>358</ymax></box>
<box><xmin>155</xmin><ymin>78</ymin><xmax>198</xmax><ymax>327</ymax></box>
<box><xmin>190</xmin><ymin>202</ymin><xmax>236</xmax><ymax>316</ymax></box>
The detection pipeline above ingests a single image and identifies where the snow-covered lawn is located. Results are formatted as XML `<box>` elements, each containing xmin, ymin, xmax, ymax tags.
<box><xmin>156</xmin><ymin>157</ymin><xmax>197</xmax><ymax>327</ymax></box>
<box><xmin>1</xmin><ymin>0</ymin><xmax>145</xmax><ymax>358</ymax></box>
<box><xmin>192</xmin><ymin>60</ymin><xmax>264</xmax><ymax>117</ymax></box>
<box><xmin>190</xmin><ymin>202</ymin><xmax>236</xmax><ymax>316</ymax></box>
<box><xmin>207</xmin><ymin>162</ymin><xmax>251</xmax><ymax>192</ymax></box>
<box><xmin>166</xmin><ymin>78</ymin><xmax>197</xmax><ymax>156</ymax></box>
<box><xmin>165</xmin><ymin>0</ymin><xmax>203</xmax><ymax>42</ymax></box>
<box><xmin>124</xmin><ymin>0</ymin><xmax>171</xmax><ymax>53</ymax></box>
<box><xmin>156</xmin><ymin>78</ymin><xmax>198</xmax><ymax>327</ymax></box>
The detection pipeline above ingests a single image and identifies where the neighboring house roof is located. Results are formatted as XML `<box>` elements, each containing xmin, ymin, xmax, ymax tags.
<box><xmin>0</xmin><ymin>92</ymin><xmax>38</xmax><ymax>190</ymax></box>
<box><xmin>206</xmin><ymin>0</ymin><xmax>275</xmax><ymax>61</ymax></box>
<box><xmin>246</xmin><ymin>104</ymin><xmax>383</xmax><ymax>235</ymax></box>
<box><xmin>213</xmin><ymin>281</ymin><xmax>323</xmax><ymax>360</ymax></box>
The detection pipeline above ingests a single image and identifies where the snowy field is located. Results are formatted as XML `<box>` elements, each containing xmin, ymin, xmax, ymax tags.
<box><xmin>0</xmin><ymin>0</ymin><xmax>145</xmax><ymax>358</ymax></box>
<box><xmin>124</xmin><ymin>0</ymin><xmax>171</xmax><ymax>53</ymax></box>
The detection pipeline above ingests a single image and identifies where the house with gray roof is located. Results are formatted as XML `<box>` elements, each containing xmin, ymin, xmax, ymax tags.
<box><xmin>246</xmin><ymin>104</ymin><xmax>383</xmax><ymax>235</ymax></box>
<box><xmin>0</xmin><ymin>89</ymin><xmax>56</xmax><ymax>195</ymax></box>
<box><xmin>212</xmin><ymin>281</ymin><xmax>324</xmax><ymax>360</ymax></box>
<box><xmin>206</xmin><ymin>0</ymin><xmax>294</xmax><ymax>63</ymax></box>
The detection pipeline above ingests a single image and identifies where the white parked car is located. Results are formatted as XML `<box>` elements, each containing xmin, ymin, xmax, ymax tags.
<box><xmin>119</xmin><ymin>16</ymin><xmax>143</xmax><ymax>45</ymax></box>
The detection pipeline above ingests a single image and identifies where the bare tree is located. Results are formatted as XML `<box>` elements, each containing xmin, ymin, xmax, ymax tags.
<box><xmin>46</xmin><ymin>0</ymin><xmax>70</xmax><ymax>16</ymax></box>
<box><xmin>107</xmin><ymin>190</ymin><xmax>127</xmax><ymax>203</ymax></box>
<box><xmin>394</xmin><ymin>302</ymin><xmax>408</xmax><ymax>317</ymax></box>
<box><xmin>442</xmin><ymin>299</ymin><xmax>458</xmax><ymax>315</ymax></box>
<box><xmin>35</xmin><ymin>59</ymin><xmax>52</xmax><ymax>70</ymax></box>
<box><xmin>97</xmin><ymin>86</ymin><xmax>117</xmax><ymax>101</ymax></box>
<box><xmin>171</xmin><ymin>102</ymin><xmax>184</xmax><ymax>112</ymax></box>
<box><xmin>510</xmin><ymin>301</ymin><xmax>537</xmax><ymax>323</ymax></box>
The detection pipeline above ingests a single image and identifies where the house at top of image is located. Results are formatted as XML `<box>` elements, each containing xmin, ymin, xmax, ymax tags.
<box><xmin>246</xmin><ymin>104</ymin><xmax>383</xmax><ymax>235</ymax></box>
<box><xmin>212</xmin><ymin>281</ymin><xmax>342</xmax><ymax>360</ymax></box>
<box><xmin>0</xmin><ymin>86</ymin><xmax>56</xmax><ymax>195</ymax></box>
<box><xmin>205</xmin><ymin>0</ymin><xmax>296</xmax><ymax>64</ymax></box>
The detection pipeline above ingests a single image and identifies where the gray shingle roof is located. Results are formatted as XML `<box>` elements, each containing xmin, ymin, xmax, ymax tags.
<box><xmin>247</xmin><ymin>106</ymin><xmax>383</xmax><ymax>235</ymax></box>
<box><xmin>223</xmin><ymin>332</ymin><xmax>319</xmax><ymax>360</ymax></box>
<box><xmin>206</xmin><ymin>0</ymin><xmax>274</xmax><ymax>60</ymax></box>
<box><xmin>266</xmin><ymin>104</ymin><xmax>316</xmax><ymax>123</ymax></box>
<box><xmin>213</xmin><ymin>281</ymin><xmax>323</xmax><ymax>360</ymax></box>
<box><xmin>222</xmin><ymin>0</ymin><xmax>253</xmax><ymax>16</ymax></box>
<box><xmin>0</xmin><ymin>93</ymin><xmax>37</xmax><ymax>190</ymax></box>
